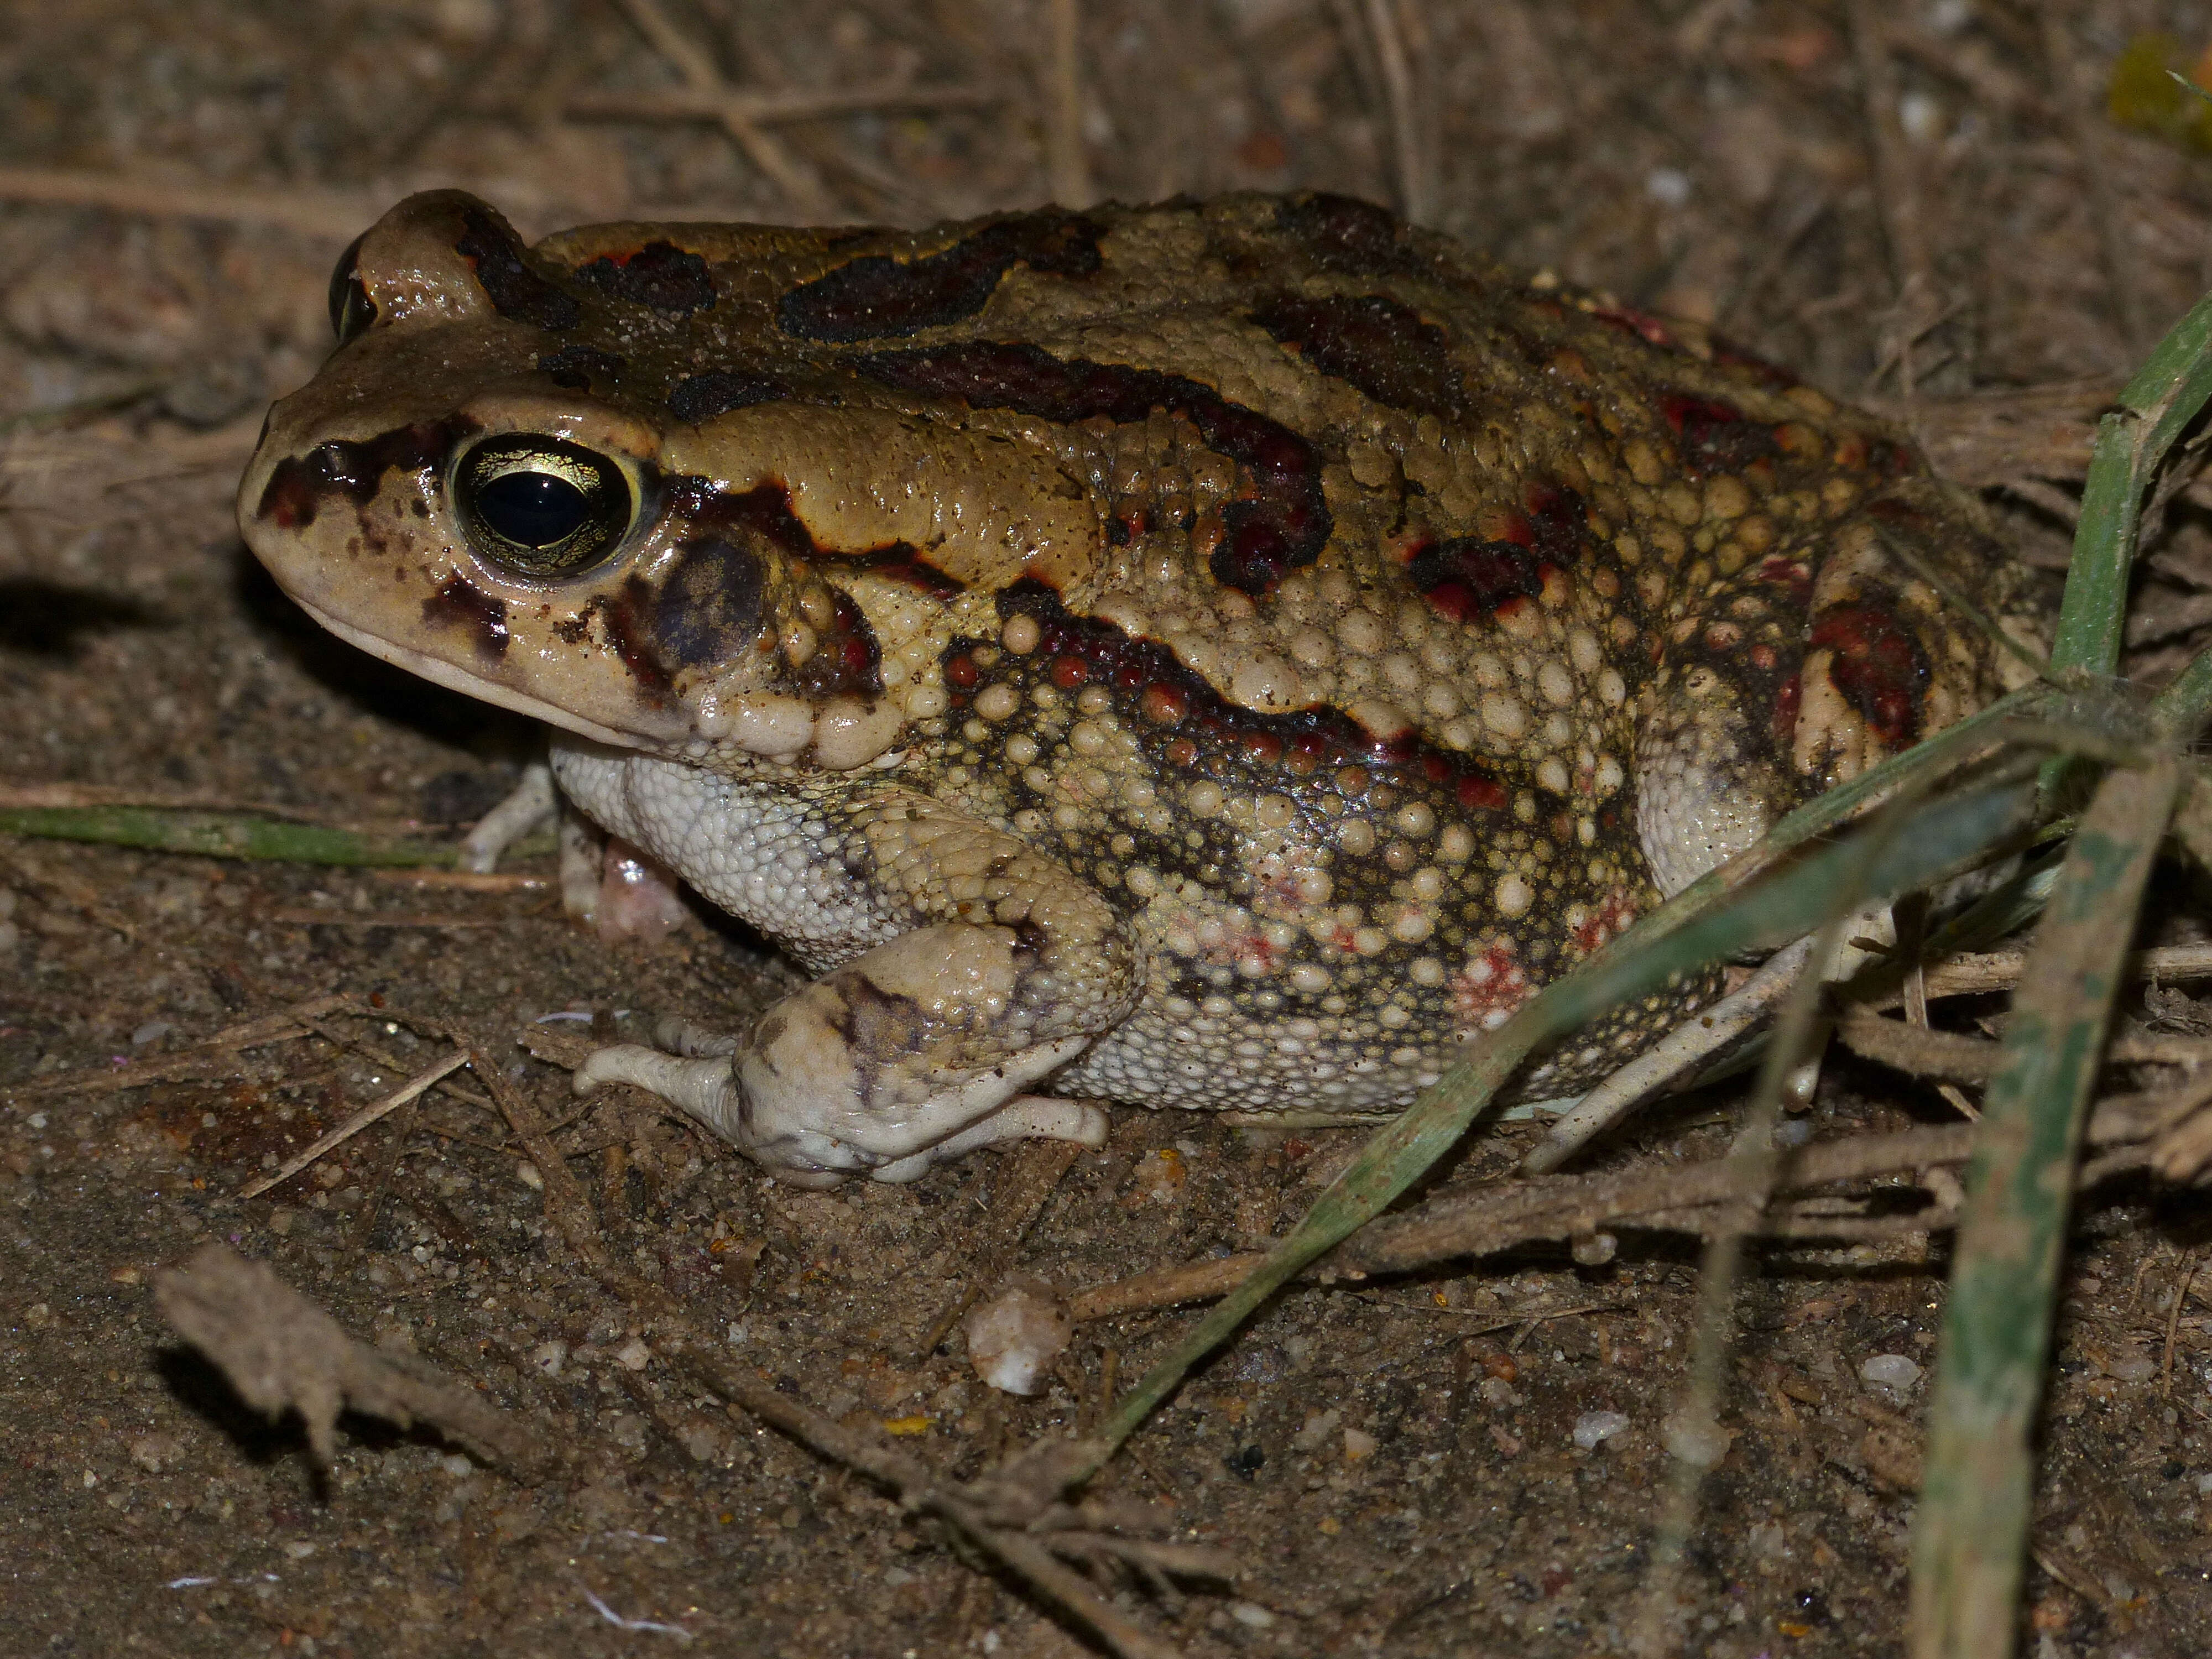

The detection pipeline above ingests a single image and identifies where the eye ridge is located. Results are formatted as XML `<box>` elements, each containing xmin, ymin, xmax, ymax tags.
<box><xmin>456</xmin><ymin>436</ymin><xmax>634</xmax><ymax>577</ymax></box>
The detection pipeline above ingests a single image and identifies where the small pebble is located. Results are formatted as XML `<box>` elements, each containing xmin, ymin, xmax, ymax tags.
<box><xmin>614</xmin><ymin>1337</ymin><xmax>653</xmax><ymax>1371</ymax></box>
<box><xmin>964</xmin><ymin>1275</ymin><xmax>1072</xmax><ymax>1396</ymax></box>
<box><xmin>1859</xmin><ymin>1353</ymin><xmax>1923</xmax><ymax>1390</ymax></box>
<box><xmin>1571</xmin><ymin>1230</ymin><xmax>1616</xmax><ymax>1266</ymax></box>
<box><xmin>1231</xmin><ymin>1603</ymin><xmax>1277</xmax><ymax>1629</ymax></box>
<box><xmin>2101</xmin><ymin>1345</ymin><xmax>2157</xmax><ymax>1384</ymax></box>
<box><xmin>514</xmin><ymin>1161</ymin><xmax>543</xmax><ymax>1191</ymax></box>
<box><xmin>1131</xmin><ymin>1147</ymin><xmax>1186</xmax><ymax>1202</ymax></box>
<box><xmin>1662</xmin><ymin>1408</ymin><xmax>1729</xmax><ymax>1468</ymax></box>
<box><xmin>1342</xmin><ymin>1427</ymin><xmax>1378</xmax><ymax>1462</ymax></box>
<box><xmin>1572</xmin><ymin>1410</ymin><xmax>1630</xmax><ymax>1451</ymax></box>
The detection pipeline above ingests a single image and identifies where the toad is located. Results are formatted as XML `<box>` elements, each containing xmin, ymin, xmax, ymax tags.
<box><xmin>239</xmin><ymin>190</ymin><xmax>2037</xmax><ymax>1185</ymax></box>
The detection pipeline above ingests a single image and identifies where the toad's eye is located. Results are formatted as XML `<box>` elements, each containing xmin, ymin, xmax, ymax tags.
<box><xmin>455</xmin><ymin>437</ymin><xmax>634</xmax><ymax>577</ymax></box>
<box><xmin>327</xmin><ymin>231</ymin><xmax>377</xmax><ymax>346</ymax></box>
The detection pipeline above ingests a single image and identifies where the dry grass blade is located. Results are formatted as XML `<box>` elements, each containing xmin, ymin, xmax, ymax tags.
<box><xmin>236</xmin><ymin>1050</ymin><xmax>471</xmax><ymax>1199</ymax></box>
<box><xmin>1911</xmin><ymin>754</ymin><xmax>2182</xmax><ymax>1659</ymax></box>
<box><xmin>2</xmin><ymin>992</ymin><xmax>353</xmax><ymax>1100</ymax></box>
<box><xmin>0</xmin><ymin>164</ymin><xmax>375</xmax><ymax>236</ymax></box>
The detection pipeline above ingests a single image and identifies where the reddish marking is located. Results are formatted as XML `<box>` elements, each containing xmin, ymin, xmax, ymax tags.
<box><xmin>1772</xmin><ymin>672</ymin><xmax>1802</xmax><ymax>745</ymax></box>
<box><xmin>1657</xmin><ymin>392</ymin><xmax>1778</xmax><ymax>472</ymax></box>
<box><xmin>1708</xmin><ymin>339</ymin><xmax>1802</xmax><ymax>390</ymax></box>
<box><xmin>1589</xmin><ymin>305</ymin><xmax>1682</xmax><ymax>349</ymax></box>
<box><xmin>1050</xmin><ymin>655</ymin><xmax>1088</xmax><ymax>690</ymax></box>
<box><xmin>1140</xmin><ymin>685</ymin><xmax>1187</xmax><ymax>727</ymax></box>
<box><xmin>945</xmin><ymin>654</ymin><xmax>978</xmax><ymax>689</ymax></box>
<box><xmin>1406</xmin><ymin>538</ymin><xmax>1548</xmax><ymax>624</ymax></box>
<box><xmin>1567</xmin><ymin>889</ymin><xmax>1638</xmax><ymax>955</ymax></box>
<box><xmin>1810</xmin><ymin>601</ymin><xmax>1926</xmax><ymax>745</ymax></box>
<box><xmin>1755</xmin><ymin>556</ymin><xmax>1813</xmax><ymax>607</ymax></box>
<box><xmin>1457</xmin><ymin>774</ymin><xmax>1507</xmax><ymax>812</ymax></box>
<box><xmin>1451</xmin><ymin>944</ymin><xmax>1533</xmax><ymax>1031</ymax></box>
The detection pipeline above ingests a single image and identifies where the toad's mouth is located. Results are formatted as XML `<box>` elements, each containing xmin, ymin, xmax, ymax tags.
<box><xmin>293</xmin><ymin>596</ymin><xmax>657</xmax><ymax>751</ymax></box>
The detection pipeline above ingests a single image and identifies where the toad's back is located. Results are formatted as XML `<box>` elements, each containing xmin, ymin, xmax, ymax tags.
<box><xmin>242</xmin><ymin>190</ymin><xmax>2038</xmax><ymax>1178</ymax></box>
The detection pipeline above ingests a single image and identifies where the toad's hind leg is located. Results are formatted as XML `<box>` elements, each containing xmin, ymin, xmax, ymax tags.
<box><xmin>577</xmin><ymin>1003</ymin><xmax>1108</xmax><ymax>1189</ymax></box>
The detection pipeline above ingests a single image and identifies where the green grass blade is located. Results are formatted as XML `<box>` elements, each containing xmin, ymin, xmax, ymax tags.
<box><xmin>2150</xmin><ymin>641</ymin><xmax>2212</xmax><ymax>738</ymax></box>
<box><xmin>2051</xmin><ymin>290</ymin><xmax>2212</xmax><ymax>680</ymax></box>
<box><xmin>1909</xmin><ymin>754</ymin><xmax>2180</xmax><ymax>1659</ymax></box>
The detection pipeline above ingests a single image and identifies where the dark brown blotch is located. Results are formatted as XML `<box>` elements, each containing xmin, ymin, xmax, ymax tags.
<box><xmin>453</xmin><ymin>206</ymin><xmax>580</xmax><ymax>331</ymax></box>
<box><xmin>256</xmin><ymin>421</ymin><xmax>461</xmax><ymax>529</ymax></box>
<box><xmin>1657</xmin><ymin>392</ymin><xmax>1777</xmax><ymax>474</ymax></box>
<box><xmin>667</xmin><ymin>369</ymin><xmax>786</xmax><ymax>425</ymax></box>
<box><xmin>777</xmin><ymin>211</ymin><xmax>1103</xmax><ymax>343</ymax></box>
<box><xmin>1272</xmin><ymin>193</ymin><xmax>1429</xmax><ymax>278</ymax></box>
<box><xmin>574</xmin><ymin>241</ymin><xmax>717</xmax><ymax>317</ymax></box>
<box><xmin>855</xmin><ymin>342</ymin><xmax>1329</xmax><ymax>597</ymax></box>
<box><xmin>1253</xmin><ymin>292</ymin><xmax>1468</xmax><ymax>421</ymax></box>
<box><xmin>1406</xmin><ymin>538</ymin><xmax>1545</xmax><ymax>624</ymax></box>
<box><xmin>421</xmin><ymin>573</ymin><xmax>509</xmax><ymax>662</ymax></box>
<box><xmin>645</xmin><ymin>535</ymin><xmax>769</xmax><ymax>671</ymax></box>
<box><xmin>536</xmin><ymin>345</ymin><xmax>627</xmax><ymax>391</ymax></box>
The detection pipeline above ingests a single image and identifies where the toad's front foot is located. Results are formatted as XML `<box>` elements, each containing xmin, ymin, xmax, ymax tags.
<box><xmin>575</xmin><ymin>1029</ymin><xmax>1107</xmax><ymax>1188</ymax></box>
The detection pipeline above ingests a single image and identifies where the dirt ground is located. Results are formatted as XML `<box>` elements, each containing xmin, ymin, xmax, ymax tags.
<box><xmin>6</xmin><ymin>2</ymin><xmax>2212</xmax><ymax>1655</ymax></box>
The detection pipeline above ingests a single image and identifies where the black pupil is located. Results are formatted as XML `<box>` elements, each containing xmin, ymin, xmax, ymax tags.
<box><xmin>476</xmin><ymin>469</ymin><xmax>589</xmax><ymax>547</ymax></box>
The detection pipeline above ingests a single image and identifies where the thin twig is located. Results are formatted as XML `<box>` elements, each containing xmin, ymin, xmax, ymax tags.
<box><xmin>1362</xmin><ymin>0</ymin><xmax>1430</xmax><ymax>223</ymax></box>
<box><xmin>911</xmin><ymin>1139</ymin><xmax>1081</xmax><ymax>1365</ymax></box>
<box><xmin>2163</xmin><ymin>1249</ymin><xmax>2202</xmax><ymax>1400</ymax></box>
<box><xmin>1072</xmin><ymin>1083</ymin><xmax>2197</xmax><ymax>1325</ymax></box>
<box><xmin>4</xmin><ymin>992</ymin><xmax>353</xmax><ymax>1100</ymax></box>
<box><xmin>611</xmin><ymin>0</ymin><xmax>832</xmax><ymax>219</ymax></box>
<box><xmin>1041</xmin><ymin>0</ymin><xmax>1091</xmax><ymax>207</ymax></box>
<box><xmin>1919</xmin><ymin>942</ymin><xmax>2212</xmax><ymax>1000</ymax></box>
<box><xmin>565</xmin><ymin>81</ymin><xmax>999</xmax><ymax>127</ymax></box>
<box><xmin>0</xmin><ymin>165</ymin><xmax>374</xmax><ymax>237</ymax></box>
